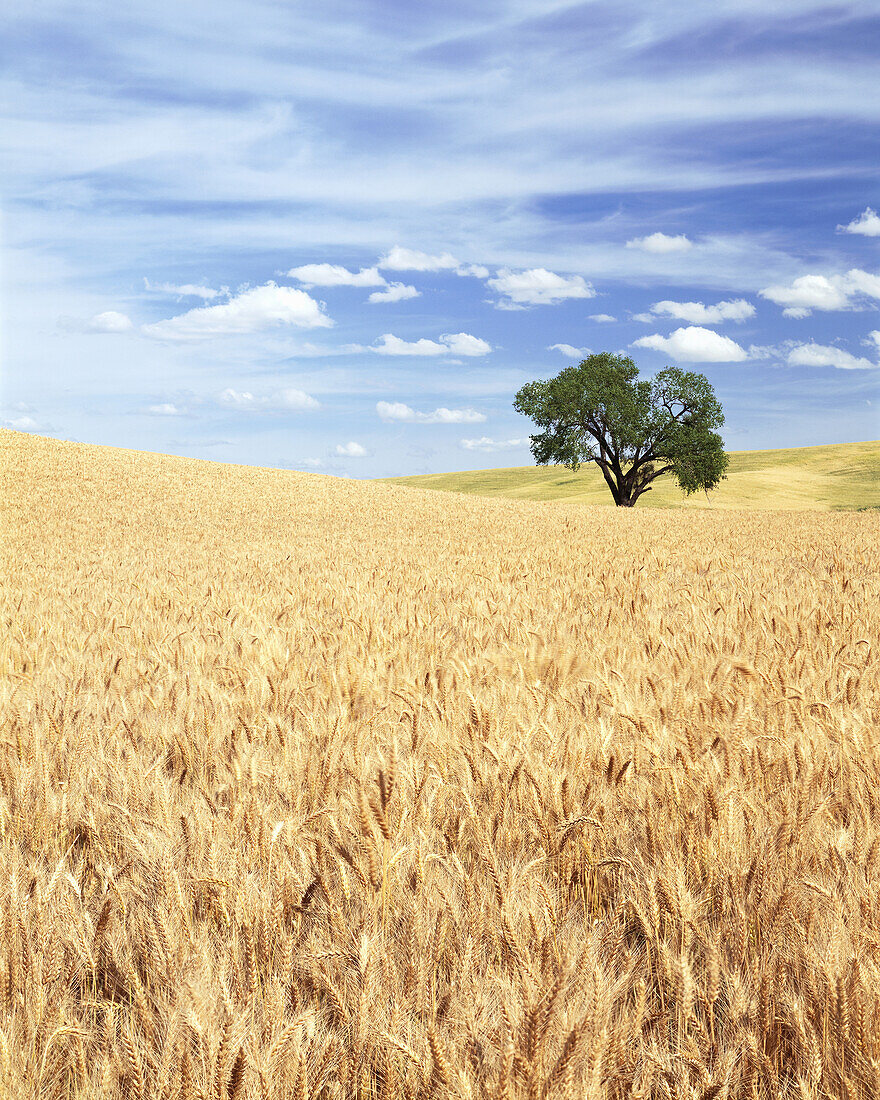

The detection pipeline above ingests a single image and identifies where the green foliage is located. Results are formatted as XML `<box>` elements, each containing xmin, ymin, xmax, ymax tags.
<box><xmin>513</xmin><ymin>352</ymin><xmax>729</xmax><ymax>506</ymax></box>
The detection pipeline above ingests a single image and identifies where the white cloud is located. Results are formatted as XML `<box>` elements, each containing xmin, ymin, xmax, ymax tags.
<box><xmin>460</xmin><ymin>437</ymin><xmax>529</xmax><ymax>452</ymax></box>
<box><xmin>378</xmin><ymin>247</ymin><xmax>459</xmax><ymax>272</ymax></box>
<box><xmin>376</xmin><ymin>401</ymin><xmax>486</xmax><ymax>424</ymax></box>
<box><xmin>373</xmin><ymin>334</ymin><xmax>447</xmax><ymax>356</ymax></box>
<box><xmin>786</xmin><ymin>343</ymin><xmax>877</xmax><ymax>370</ymax></box>
<box><xmin>487</xmin><ymin>268</ymin><xmax>595</xmax><ymax>308</ymax></box>
<box><xmin>373</xmin><ymin>332</ymin><xmax>491</xmax><ymax>357</ymax></box>
<box><xmin>631</xmin><ymin>325</ymin><xmax>749</xmax><ymax>362</ymax></box>
<box><xmin>648</xmin><ymin>298</ymin><xmax>755</xmax><ymax>324</ymax></box>
<box><xmin>839</xmin><ymin>208</ymin><xmax>880</xmax><ymax>237</ymax></box>
<box><xmin>631</xmin><ymin>312</ymin><xmax>655</xmax><ymax>323</ymax></box>
<box><xmin>377</xmin><ymin>247</ymin><xmax>489</xmax><ymax>278</ymax></box>
<box><xmin>87</xmin><ymin>311</ymin><xmax>133</xmax><ymax>333</ymax></box>
<box><xmin>286</xmin><ymin>263</ymin><xmax>387</xmax><ymax>287</ymax></box>
<box><xmin>300</xmin><ymin>457</ymin><xmax>325</xmax><ymax>468</ymax></box>
<box><xmin>759</xmin><ymin>269</ymin><xmax>880</xmax><ymax>317</ymax></box>
<box><xmin>548</xmin><ymin>343</ymin><xmax>591</xmax><ymax>358</ymax></box>
<box><xmin>844</xmin><ymin>269</ymin><xmax>880</xmax><ymax>299</ymax></box>
<box><xmin>625</xmin><ymin>233</ymin><xmax>693</xmax><ymax>254</ymax></box>
<box><xmin>867</xmin><ymin>330</ymin><xmax>880</xmax><ymax>352</ymax></box>
<box><xmin>144</xmin><ymin>278</ymin><xmax>220</xmax><ymax>300</ymax></box>
<box><xmin>142</xmin><ymin>283</ymin><xmax>332</xmax><ymax>340</ymax></box>
<box><xmin>442</xmin><ymin>332</ymin><xmax>492</xmax><ymax>356</ymax></box>
<box><xmin>335</xmin><ymin>441</ymin><xmax>368</xmax><ymax>457</ymax></box>
<box><xmin>759</xmin><ymin>274</ymin><xmax>851</xmax><ymax>316</ymax></box>
<box><xmin>218</xmin><ymin>386</ymin><xmax>320</xmax><ymax>410</ymax></box>
<box><xmin>3</xmin><ymin>415</ymin><xmax>39</xmax><ymax>430</ymax></box>
<box><xmin>589</xmin><ymin>314</ymin><xmax>616</xmax><ymax>323</ymax></box>
<box><xmin>146</xmin><ymin>403</ymin><xmax>184</xmax><ymax>416</ymax></box>
<box><xmin>367</xmin><ymin>282</ymin><xmax>420</xmax><ymax>304</ymax></box>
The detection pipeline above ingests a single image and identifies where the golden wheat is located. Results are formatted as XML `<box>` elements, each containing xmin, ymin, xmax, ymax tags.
<box><xmin>1</xmin><ymin>428</ymin><xmax>879</xmax><ymax>1099</ymax></box>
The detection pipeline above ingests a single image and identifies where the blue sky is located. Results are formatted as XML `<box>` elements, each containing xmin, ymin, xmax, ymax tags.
<box><xmin>3</xmin><ymin>0</ymin><xmax>879</xmax><ymax>477</ymax></box>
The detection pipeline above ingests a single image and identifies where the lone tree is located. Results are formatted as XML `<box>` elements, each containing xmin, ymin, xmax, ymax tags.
<box><xmin>513</xmin><ymin>352</ymin><xmax>729</xmax><ymax>507</ymax></box>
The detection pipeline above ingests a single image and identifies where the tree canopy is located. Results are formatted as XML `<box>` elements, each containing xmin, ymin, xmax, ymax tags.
<box><xmin>513</xmin><ymin>352</ymin><xmax>729</xmax><ymax>506</ymax></box>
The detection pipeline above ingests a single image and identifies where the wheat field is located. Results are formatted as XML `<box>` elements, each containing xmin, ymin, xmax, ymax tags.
<box><xmin>1</xmin><ymin>428</ymin><xmax>879</xmax><ymax>1100</ymax></box>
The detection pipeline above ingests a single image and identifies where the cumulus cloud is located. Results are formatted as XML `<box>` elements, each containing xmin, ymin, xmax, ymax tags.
<box><xmin>286</xmin><ymin>264</ymin><xmax>387</xmax><ymax>287</ymax></box>
<box><xmin>487</xmin><ymin>268</ymin><xmax>595</xmax><ymax>308</ymax></box>
<box><xmin>218</xmin><ymin>387</ymin><xmax>320</xmax><ymax>411</ymax></box>
<box><xmin>379</xmin><ymin>247</ymin><xmax>460</xmax><ymax>272</ymax></box>
<box><xmin>373</xmin><ymin>332</ymin><xmax>491</xmax><ymax>357</ymax></box>
<box><xmin>377</xmin><ymin>247</ymin><xmax>490</xmax><ymax>278</ymax></box>
<box><xmin>625</xmin><ymin>233</ymin><xmax>693</xmax><ymax>254</ymax></box>
<box><xmin>839</xmin><ymin>208</ymin><xmax>880</xmax><ymax>237</ymax></box>
<box><xmin>442</xmin><ymin>332</ymin><xmax>492</xmax><ymax>356</ymax></box>
<box><xmin>589</xmin><ymin>314</ymin><xmax>616</xmax><ymax>323</ymax></box>
<box><xmin>548</xmin><ymin>343</ymin><xmax>591</xmax><ymax>358</ymax></box>
<box><xmin>142</xmin><ymin>283</ymin><xmax>332</xmax><ymax>340</ymax></box>
<box><xmin>786</xmin><ymin>343</ymin><xmax>877</xmax><ymax>370</ymax></box>
<box><xmin>335</xmin><ymin>441</ymin><xmax>368</xmax><ymax>457</ymax></box>
<box><xmin>648</xmin><ymin>299</ymin><xmax>755</xmax><ymax>324</ymax></box>
<box><xmin>631</xmin><ymin>326</ymin><xmax>749</xmax><ymax>362</ymax></box>
<box><xmin>759</xmin><ymin>275</ymin><xmax>851</xmax><ymax>317</ymax></box>
<box><xmin>460</xmin><ymin>437</ymin><xmax>529</xmax><ymax>452</ymax></box>
<box><xmin>376</xmin><ymin>401</ymin><xmax>486</xmax><ymax>424</ymax></box>
<box><xmin>144</xmin><ymin>278</ymin><xmax>220</xmax><ymax>300</ymax></box>
<box><xmin>146</xmin><ymin>403</ymin><xmax>184</xmax><ymax>416</ymax></box>
<box><xmin>631</xmin><ymin>312</ymin><xmax>655</xmax><ymax>323</ymax></box>
<box><xmin>759</xmin><ymin>269</ymin><xmax>880</xmax><ymax>317</ymax></box>
<box><xmin>367</xmin><ymin>282</ymin><xmax>420</xmax><ymax>304</ymax></box>
<box><xmin>87</xmin><ymin>311</ymin><xmax>133</xmax><ymax>333</ymax></box>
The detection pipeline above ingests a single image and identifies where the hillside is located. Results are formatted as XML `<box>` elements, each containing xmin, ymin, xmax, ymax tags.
<box><xmin>383</xmin><ymin>438</ymin><xmax>880</xmax><ymax>510</ymax></box>
<box><xmin>1</xmin><ymin>427</ymin><xmax>879</xmax><ymax>1099</ymax></box>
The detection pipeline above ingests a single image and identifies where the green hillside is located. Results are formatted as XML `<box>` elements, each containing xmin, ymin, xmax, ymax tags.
<box><xmin>381</xmin><ymin>440</ymin><xmax>880</xmax><ymax>510</ymax></box>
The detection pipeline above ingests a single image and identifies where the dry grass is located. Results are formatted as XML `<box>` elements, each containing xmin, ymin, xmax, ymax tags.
<box><xmin>1</xmin><ymin>426</ymin><xmax>879</xmax><ymax>1100</ymax></box>
<box><xmin>382</xmin><ymin>439</ymin><xmax>880</xmax><ymax>511</ymax></box>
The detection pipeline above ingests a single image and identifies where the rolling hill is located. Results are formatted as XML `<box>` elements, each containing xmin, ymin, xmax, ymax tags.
<box><xmin>382</xmin><ymin>439</ymin><xmax>880</xmax><ymax>510</ymax></box>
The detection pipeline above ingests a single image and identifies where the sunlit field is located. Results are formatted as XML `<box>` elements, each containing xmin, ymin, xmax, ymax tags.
<box><xmin>383</xmin><ymin>440</ymin><xmax>880</xmax><ymax>511</ymax></box>
<box><xmin>2</xmin><ymin>428</ymin><xmax>879</xmax><ymax>1100</ymax></box>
